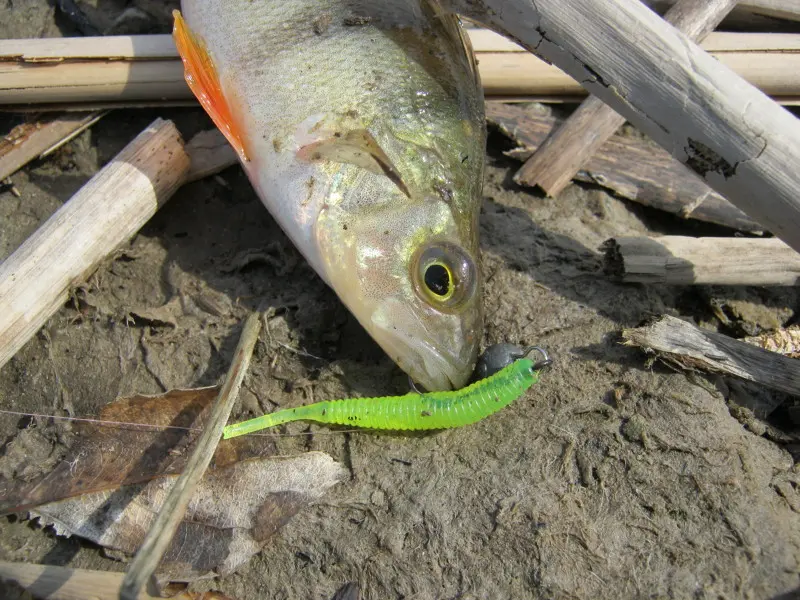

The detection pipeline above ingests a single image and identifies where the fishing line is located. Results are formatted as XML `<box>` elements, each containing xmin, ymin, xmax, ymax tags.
<box><xmin>0</xmin><ymin>409</ymin><xmax>363</xmax><ymax>438</ymax></box>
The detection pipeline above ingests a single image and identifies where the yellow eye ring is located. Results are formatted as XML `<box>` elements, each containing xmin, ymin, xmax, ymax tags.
<box><xmin>412</xmin><ymin>242</ymin><xmax>478</xmax><ymax>312</ymax></box>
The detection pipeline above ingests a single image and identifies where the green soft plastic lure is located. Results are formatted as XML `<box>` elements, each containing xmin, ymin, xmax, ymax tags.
<box><xmin>223</xmin><ymin>355</ymin><xmax>548</xmax><ymax>439</ymax></box>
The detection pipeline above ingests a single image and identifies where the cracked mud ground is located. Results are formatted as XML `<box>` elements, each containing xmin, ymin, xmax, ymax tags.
<box><xmin>1</xmin><ymin>3</ymin><xmax>799</xmax><ymax>599</ymax></box>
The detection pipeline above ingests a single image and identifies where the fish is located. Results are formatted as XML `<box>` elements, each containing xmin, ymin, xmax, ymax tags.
<box><xmin>174</xmin><ymin>1</ymin><xmax>486</xmax><ymax>391</ymax></box>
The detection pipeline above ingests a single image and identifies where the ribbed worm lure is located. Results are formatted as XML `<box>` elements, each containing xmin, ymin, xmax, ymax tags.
<box><xmin>222</xmin><ymin>346</ymin><xmax>551</xmax><ymax>439</ymax></box>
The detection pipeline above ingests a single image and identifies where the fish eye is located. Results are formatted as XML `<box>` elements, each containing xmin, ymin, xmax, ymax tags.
<box><xmin>413</xmin><ymin>242</ymin><xmax>477</xmax><ymax>311</ymax></box>
<box><xmin>424</xmin><ymin>263</ymin><xmax>452</xmax><ymax>299</ymax></box>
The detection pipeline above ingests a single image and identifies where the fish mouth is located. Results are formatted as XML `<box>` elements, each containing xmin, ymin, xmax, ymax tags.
<box><xmin>371</xmin><ymin>300</ymin><xmax>478</xmax><ymax>391</ymax></box>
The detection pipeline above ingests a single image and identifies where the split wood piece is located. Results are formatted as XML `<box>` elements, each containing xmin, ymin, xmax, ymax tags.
<box><xmin>443</xmin><ymin>0</ymin><xmax>800</xmax><ymax>254</ymax></box>
<box><xmin>515</xmin><ymin>0</ymin><xmax>738</xmax><ymax>197</ymax></box>
<box><xmin>0</xmin><ymin>561</ymin><xmax>164</xmax><ymax>600</ymax></box>
<box><xmin>603</xmin><ymin>236</ymin><xmax>800</xmax><ymax>285</ymax></box>
<box><xmin>486</xmin><ymin>103</ymin><xmax>761</xmax><ymax>233</ymax></box>
<box><xmin>119</xmin><ymin>313</ymin><xmax>261</xmax><ymax>600</ymax></box>
<box><xmin>3</xmin><ymin>33</ymin><xmax>800</xmax><ymax>106</ymax></box>
<box><xmin>0</xmin><ymin>111</ymin><xmax>104</xmax><ymax>181</ymax></box>
<box><xmin>622</xmin><ymin>314</ymin><xmax>800</xmax><ymax>396</ymax></box>
<box><xmin>0</xmin><ymin>119</ymin><xmax>190</xmax><ymax>370</ymax></box>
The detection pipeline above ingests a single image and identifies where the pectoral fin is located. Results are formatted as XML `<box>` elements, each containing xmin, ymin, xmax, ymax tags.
<box><xmin>298</xmin><ymin>130</ymin><xmax>411</xmax><ymax>198</ymax></box>
<box><xmin>172</xmin><ymin>10</ymin><xmax>250</xmax><ymax>162</ymax></box>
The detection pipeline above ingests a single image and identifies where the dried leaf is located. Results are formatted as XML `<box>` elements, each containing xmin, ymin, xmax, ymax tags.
<box><xmin>0</xmin><ymin>387</ymin><xmax>275</xmax><ymax>514</ymax></box>
<box><xmin>32</xmin><ymin>453</ymin><xmax>345</xmax><ymax>581</ymax></box>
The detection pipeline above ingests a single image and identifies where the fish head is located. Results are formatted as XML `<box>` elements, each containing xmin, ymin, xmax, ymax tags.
<box><xmin>316</xmin><ymin>168</ymin><xmax>482</xmax><ymax>392</ymax></box>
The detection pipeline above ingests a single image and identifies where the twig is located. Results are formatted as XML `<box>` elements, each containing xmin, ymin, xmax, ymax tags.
<box><xmin>622</xmin><ymin>315</ymin><xmax>800</xmax><ymax>396</ymax></box>
<box><xmin>603</xmin><ymin>236</ymin><xmax>800</xmax><ymax>285</ymax></box>
<box><xmin>514</xmin><ymin>0</ymin><xmax>738</xmax><ymax>196</ymax></box>
<box><xmin>119</xmin><ymin>313</ymin><xmax>261</xmax><ymax>600</ymax></box>
<box><xmin>0</xmin><ymin>119</ymin><xmax>189</xmax><ymax>369</ymax></box>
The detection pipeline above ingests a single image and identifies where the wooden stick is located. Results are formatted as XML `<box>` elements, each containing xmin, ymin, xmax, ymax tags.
<box><xmin>0</xmin><ymin>119</ymin><xmax>189</xmax><ymax>370</ymax></box>
<box><xmin>2</xmin><ymin>33</ymin><xmax>800</xmax><ymax>106</ymax></box>
<box><xmin>622</xmin><ymin>314</ymin><xmax>800</xmax><ymax>396</ymax></box>
<box><xmin>444</xmin><ymin>0</ymin><xmax>800</xmax><ymax>254</ymax></box>
<box><xmin>515</xmin><ymin>0</ymin><xmax>738</xmax><ymax>197</ymax></box>
<box><xmin>0</xmin><ymin>561</ymin><xmax>163</xmax><ymax>600</ymax></box>
<box><xmin>119</xmin><ymin>313</ymin><xmax>261</xmax><ymax>600</ymax></box>
<box><xmin>0</xmin><ymin>111</ymin><xmax>104</xmax><ymax>181</ymax></box>
<box><xmin>603</xmin><ymin>236</ymin><xmax>800</xmax><ymax>285</ymax></box>
<box><xmin>487</xmin><ymin>103</ymin><xmax>762</xmax><ymax>233</ymax></box>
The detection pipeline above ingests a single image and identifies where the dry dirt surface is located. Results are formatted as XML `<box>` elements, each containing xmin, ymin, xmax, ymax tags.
<box><xmin>1</xmin><ymin>3</ymin><xmax>799</xmax><ymax>599</ymax></box>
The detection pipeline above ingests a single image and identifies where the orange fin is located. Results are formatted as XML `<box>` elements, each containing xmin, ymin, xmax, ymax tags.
<box><xmin>172</xmin><ymin>10</ymin><xmax>250</xmax><ymax>162</ymax></box>
<box><xmin>298</xmin><ymin>129</ymin><xmax>411</xmax><ymax>198</ymax></box>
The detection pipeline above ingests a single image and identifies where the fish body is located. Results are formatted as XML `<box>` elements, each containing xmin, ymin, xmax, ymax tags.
<box><xmin>176</xmin><ymin>1</ymin><xmax>486</xmax><ymax>390</ymax></box>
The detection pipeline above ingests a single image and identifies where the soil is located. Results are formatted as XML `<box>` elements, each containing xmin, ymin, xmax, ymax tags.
<box><xmin>1</xmin><ymin>3</ymin><xmax>799</xmax><ymax>599</ymax></box>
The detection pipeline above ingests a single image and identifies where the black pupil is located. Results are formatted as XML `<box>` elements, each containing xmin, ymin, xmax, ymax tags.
<box><xmin>424</xmin><ymin>264</ymin><xmax>450</xmax><ymax>296</ymax></box>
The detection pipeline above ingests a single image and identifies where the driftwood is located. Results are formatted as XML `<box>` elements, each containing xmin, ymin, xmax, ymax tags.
<box><xmin>443</xmin><ymin>0</ymin><xmax>800</xmax><ymax>254</ymax></box>
<box><xmin>119</xmin><ymin>313</ymin><xmax>261</xmax><ymax>600</ymax></box>
<box><xmin>0</xmin><ymin>112</ymin><xmax>105</xmax><ymax>181</ymax></box>
<box><xmin>622</xmin><ymin>315</ymin><xmax>800</xmax><ymax>396</ymax></box>
<box><xmin>0</xmin><ymin>125</ymin><xmax>236</xmax><ymax>370</ymax></box>
<box><xmin>603</xmin><ymin>236</ymin><xmax>800</xmax><ymax>285</ymax></box>
<box><xmin>1</xmin><ymin>32</ymin><xmax>800</xmax><ymax>107</ymax></box>
<box><xmin>514</xmin><ymin>0</ymin><xmax>737</xmax><ymax>197</ymax></box>
<box><xmin>487</xmin><ymin>103</ymin><xmax>762</xmax><ymax>233</ymax></box>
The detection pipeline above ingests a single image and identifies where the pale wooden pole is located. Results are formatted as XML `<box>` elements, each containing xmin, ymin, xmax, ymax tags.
<box><xmin>515</xmin><ymin>0</ymin><xmax>739</xmax><ymax>196</ymax></box>
<box><xmin>443</xmin><ymin>0</ymin><xmax>800</xmax><ymax>252</ymax></box>
<box><xmin>0</xmin><ymin>119</ymin><xmax>189</xmax><ymax>369</ymax></box>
